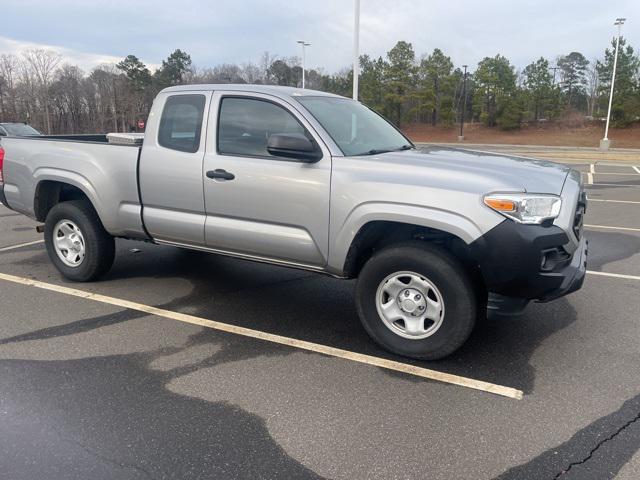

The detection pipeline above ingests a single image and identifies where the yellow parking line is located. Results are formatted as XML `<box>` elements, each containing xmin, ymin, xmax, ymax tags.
<box><xmin>0</xmin><ymin>239</ymin><xmax>44</xmax><ymax>252</ymax></box>
<box><xmin>0</xmin><ymin>272</ymin><xmax>523</xmax><ymax>400</ymax></box>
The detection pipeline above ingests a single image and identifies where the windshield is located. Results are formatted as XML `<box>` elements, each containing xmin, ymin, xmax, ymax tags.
<box><xmin>297</xmin><ymin>96</ymin><xmax>412</xmax><ymax>156</ymax></box>
<box><xmin>2</xmin><ymin>123</ymin><xmax>41</xmax><ymax>136</ymax></box>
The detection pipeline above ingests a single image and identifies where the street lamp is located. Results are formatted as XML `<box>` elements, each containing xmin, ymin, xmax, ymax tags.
<box><xmin>353</xmin><ymin>0</ymin><xmax>360</xmax><ymax>100</ymax></box>
<box><xmin>600</xmin><ymin>17</ymin><xmax>626</xmax><ymax>151</ymax></box>
<box><xmin>458</xmin><ymin>65</ymin><xmax>468</xmax><ymax>141</ymax></box>
<box><xmin>297</xmin><ymin>40</ymin><xmax>311</xmax><ymax>89</ymax></box>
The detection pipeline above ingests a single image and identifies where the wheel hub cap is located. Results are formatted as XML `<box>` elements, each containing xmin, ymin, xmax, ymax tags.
<box><xmin>398</xmin><ymin>288</ymin><xmax>426</xmax><ymax>315</ymax></box>
<box><xmin>53</xmin><ymin>220</ymin><xmax>86</xmax><ymax>267</ymax></box>
<box><xmin>375</xmin><ymin>271</ymin><xmax>445</xmax><ymax>340</ymax></box>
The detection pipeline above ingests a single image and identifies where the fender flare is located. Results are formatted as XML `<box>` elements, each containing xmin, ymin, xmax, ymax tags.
<box><xmin>33</xmin><ymin>168</ymin><xmax>104</xmax><ymax>222</ymax></box>
<box><xmin>328</xmin><ymin>202</ymin><xmax>489</xmax><ymax>275</ymax></box>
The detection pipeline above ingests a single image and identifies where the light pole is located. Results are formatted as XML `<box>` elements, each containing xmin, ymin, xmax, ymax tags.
<box><xmin>353</xmin><ymin>0</ymin><xmax>360</xmax><ymax>100</ymax></box>
<box><xmin>458</xmin><ymin>65</ymin><xmax>468</xmax><ymax>141</ymax></box>
<box><xmin>297</xmin><ymin>40</ymin><xmax>311</xmax><ymax>88</ymax></box>
<box><xmin>601</xmin><ymin>17</ymin><xmax>626</xmax><ymax>151</ymax></box>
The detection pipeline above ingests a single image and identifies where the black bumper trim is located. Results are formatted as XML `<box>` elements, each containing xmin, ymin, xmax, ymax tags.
<box><xmin>537</xmin><ymin>237</ymin><xmax>587</xmax><ymax>302</ymax></box>
<box><xmin>470</xmin><ymin>219</ymin><xmax>588</xmax><ymax>304</ymax></box>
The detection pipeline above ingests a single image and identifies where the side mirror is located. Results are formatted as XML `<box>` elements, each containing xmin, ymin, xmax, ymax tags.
<box><xmin>267</xmin><ymin>133</ymin><xmax>322</xmax><ymax>162</ymax></box>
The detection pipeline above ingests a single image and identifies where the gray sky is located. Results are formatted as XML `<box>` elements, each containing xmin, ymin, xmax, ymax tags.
<box><xmin>2</xmin><ymin>0</ymin><xmax>638</xmax><ymax>73</ymax></box>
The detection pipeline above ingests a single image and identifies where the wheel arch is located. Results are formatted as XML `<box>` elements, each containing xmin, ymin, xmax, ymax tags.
<box><xmin>341</xmin><ymin>220</ymin><xmax>480</xmax><ymax>278</ymax></box>
<box><xmin>330</xmin><ymin>203</ymin><xmax>489</xmax><ymax>277</ymax></box>
<box><xmin>34</xmin><ymin>175</ymin><xmax>101</xmax><ymax>223</ymax></box>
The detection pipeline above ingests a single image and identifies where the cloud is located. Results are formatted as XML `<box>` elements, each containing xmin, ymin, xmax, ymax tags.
<box><xmin>0</xmin><ymin>36</ymin><xmax>125</xmax><ymax>72</ymax></box>
<box><xmin>0</xmin><ymin>0</ymin><xmax>638</xmax><ymax>73</ymax></box>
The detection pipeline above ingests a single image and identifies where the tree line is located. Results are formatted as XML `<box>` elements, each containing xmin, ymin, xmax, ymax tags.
<box><xmin>0</xmin><ymin>39</ymin><xmax>638</xmax><ymax>135</ymax></box>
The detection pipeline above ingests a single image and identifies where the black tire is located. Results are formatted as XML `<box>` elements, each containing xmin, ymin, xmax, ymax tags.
<box><xmin>355</xmin><ymin>241</ymin><xmax>477</xmax><ymax>360</ymax></box>
<box><xmin>44</xmin><ymin>200</ymin><xmax>115</xmax><ymax>282</ymax></box>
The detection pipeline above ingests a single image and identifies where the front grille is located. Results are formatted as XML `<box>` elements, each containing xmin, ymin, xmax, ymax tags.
<box><xmin>573</xmin><ymin>190</ymin><xmax>587</xmax><ymax>239</ymax></box>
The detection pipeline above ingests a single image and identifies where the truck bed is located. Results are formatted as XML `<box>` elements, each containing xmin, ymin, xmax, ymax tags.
<box><xmin>1</xmin><ymin>135</ymin><xmax>147</xmax><ymax>239</ymax></box>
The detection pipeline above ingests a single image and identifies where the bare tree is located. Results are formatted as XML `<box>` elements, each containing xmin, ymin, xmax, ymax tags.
<box><xmin>50</xmin><ymin>64</ymin><xmax>85</xmax><ymax>133</ymax></box>
<box><xmin>240</xmin><ymin>62</ymin><xmax>264</xmax><ymax>84</ymax></box>
<box><xmin>90</xmin><ymin>65</ymin><xmax>121</xmax><ymax>132</ymax></box>
<box><xmin>0</xmin><ymin>54</ymin><xmax>20</xmax><ymax>120</ymax></box>
<box><xmin>17</xmin><ymin>58</ymin><xmax>40</xmax><ymax>127</ymax></box>
<box><xmin>260</xmin><ymin>51</ymin><xmax>276</xmax><ymax>84</ymax></box>
<box><xmin>585</xmin><ymin>59</ymin><xmax>600</xmax><ymax>118</ymax></box>
<box><xmin>22</xmin><ymin>48</ymin><xmax>61</xmax><ymax>133</ymax></box>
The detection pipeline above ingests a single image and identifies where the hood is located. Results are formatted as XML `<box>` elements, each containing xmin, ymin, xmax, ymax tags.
<box><xmin>351</xmin><ymin>146</ymin><xmax>570</xmax><ymax>195</ymax></box>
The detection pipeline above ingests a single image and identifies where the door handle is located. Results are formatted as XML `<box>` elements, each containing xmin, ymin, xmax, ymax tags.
<box><xmin>206</xmin><ymin>169</ymin><xmax>235</xmax><ymax>181</ymax></box>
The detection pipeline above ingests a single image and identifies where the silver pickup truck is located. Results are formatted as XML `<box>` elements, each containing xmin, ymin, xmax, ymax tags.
<box><xmin>0</xmin><ymin>84</ymin><xmax>587</xmax><ymax>359</ymax></box>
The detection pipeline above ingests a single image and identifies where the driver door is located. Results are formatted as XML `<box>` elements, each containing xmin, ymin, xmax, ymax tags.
<box><xmin>202</xmin><ymin>91</ymin><xmax>332</xmax><ymax>268</ymax></box>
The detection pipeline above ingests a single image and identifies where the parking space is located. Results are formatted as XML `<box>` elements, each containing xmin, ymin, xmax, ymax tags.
<box><xmin>585</xmin><ymin>201</ymin><xmax>640</xmax><ymax>230</ymax></box>
<box><xmin>0</xmin><ymin>207</ymin><xmax>40</xmax><ymax>249</ymax></box>
<box><xmin>591</xmin><ymin>175</ymin><xmax>640</xmax><ymax>187</ymax></box>
<box><xmin>587</xmin><ymin>185</ymin><xmax>640</xmax><ymax>203</ymax></box>
<box><xmin>596</xmin><ymin>165</ymin><xmax>640</xmax><ymax>174</ymax></box>
<box><xmin>1</xmin><ymin>152</ymin><xmax>640</xmax><ymax>479</ymax></box>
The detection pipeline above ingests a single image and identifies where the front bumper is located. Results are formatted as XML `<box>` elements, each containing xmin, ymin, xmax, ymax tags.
<box><xmin>470</xmin><ymin>219</ymin><xmax>588</xmax><ymax>313</ymax></box>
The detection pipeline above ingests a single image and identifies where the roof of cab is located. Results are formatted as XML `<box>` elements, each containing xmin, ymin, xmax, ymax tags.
<box><xmin>160</xmin><ymin>84</ymin><xmax>344</xmax><ymax>100</ymax></box>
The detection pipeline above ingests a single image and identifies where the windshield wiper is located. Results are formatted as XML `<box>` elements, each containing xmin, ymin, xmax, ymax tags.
<box><xmin>362</xmin><ymin>148</ymin><xmax>393</xmax><ymax>155</ymax></box>
<box><xmin>360</xmin><ymin>144</ymin><xmax>415</xmax><ymax>156</ymax></box>
<box><xmin>396</xmin><ymin>144</ymin><xmax>415</xmax><ymax>151</ymax></box>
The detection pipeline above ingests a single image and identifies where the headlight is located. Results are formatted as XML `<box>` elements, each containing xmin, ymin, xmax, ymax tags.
<box><xmin>483</xmin><ymin>193</ymin><xmax>562</xmax><ymax>224</ymax></box>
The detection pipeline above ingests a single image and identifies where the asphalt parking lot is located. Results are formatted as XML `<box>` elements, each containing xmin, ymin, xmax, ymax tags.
<box><xmin>1</xmin><ymin>149</ymin><xmax>639</xmax><ymax>479</ymax></box>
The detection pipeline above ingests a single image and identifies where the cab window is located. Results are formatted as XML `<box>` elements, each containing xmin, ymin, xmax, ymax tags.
<box><xmin>217</xmin><ymin>97</ymin><xmax>309</xmax><ymax>158</ymax></box>
<box><xmin>158</xmin><ymin>94</ymin><xmax>206</xmax><ymax>153</ymax></box>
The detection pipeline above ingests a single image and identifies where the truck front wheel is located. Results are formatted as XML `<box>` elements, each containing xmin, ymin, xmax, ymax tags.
<box><xmin>44</xmin><ymin>200</ymin><xmax>115</xmax><ymax>282</ymax></box>
<box><xmin>355</xmin><ymin>242</ymin><xmax>477</xmax><ymax>360</ymax></box>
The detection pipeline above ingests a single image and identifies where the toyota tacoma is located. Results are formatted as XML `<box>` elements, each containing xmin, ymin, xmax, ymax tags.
<box><xmin>0</xmin><ymin>85</ymin><xmax>587</xmax><ymax>359</ymax></box>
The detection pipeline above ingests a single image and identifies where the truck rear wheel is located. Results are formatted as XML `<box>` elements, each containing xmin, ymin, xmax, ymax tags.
<box><xmin>355</xmin><ymin>241</ymin><xmax>477</xmax><ymax>360</ymax></box>
<box><xmin>44</xmin><ymin>200</ymin><xmax>115</xmax><ymax>282</ymax></box>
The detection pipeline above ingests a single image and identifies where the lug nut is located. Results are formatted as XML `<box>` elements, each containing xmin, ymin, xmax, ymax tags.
<box><xmin>415</xmin><ymin>294</ymin><xmax>421</xmax><ymax>300</ymax></box>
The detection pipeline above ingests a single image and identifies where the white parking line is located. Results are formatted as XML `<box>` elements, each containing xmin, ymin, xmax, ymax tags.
<box><xmin>586</xmin><ymin>183</ymin><xmax>639</xmax><ymax>187</ymax></box>
<box><xmin>587</xmin><ymin>271</ymin><xmax>640</xmax><ymax>281</ymax></box>
<box><xmin>587</xmin><ymin>165</ymin><xmax>594</xmax><ymax>185</ymax></box>
<box><xmin>587</xmin><ymin>198</ymin><xmax>640</xmax><ymax>205</ymax></box>
<box><xmin>0</xmin><ymin>239</ymin><xmax>44</xmax><ymax>252</ymax></box>
<box><xmin>585</xmin><ymin>224</ymin><xmax>640</xmax><ymax>232</ymax></box>
<box><xmin>0</xmin><ymin>272</ymin><xmax>523</xmax><ymax>400</ymax></box>
<box><xmin>633</xmin><ymin>166</ymin><xmax>640</xmax><ymax>174</ymax></box>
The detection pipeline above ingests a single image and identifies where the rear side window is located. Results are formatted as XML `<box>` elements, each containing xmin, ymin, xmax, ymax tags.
<box><xmin>217</xmin><ymin>97</ymin><xmax>308</xmax><ymax>158</ymax></box>
<box><xmin>158</xmin><ymin>94</ymin><xmax>206</xmax><ymax>153</ymax></box>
